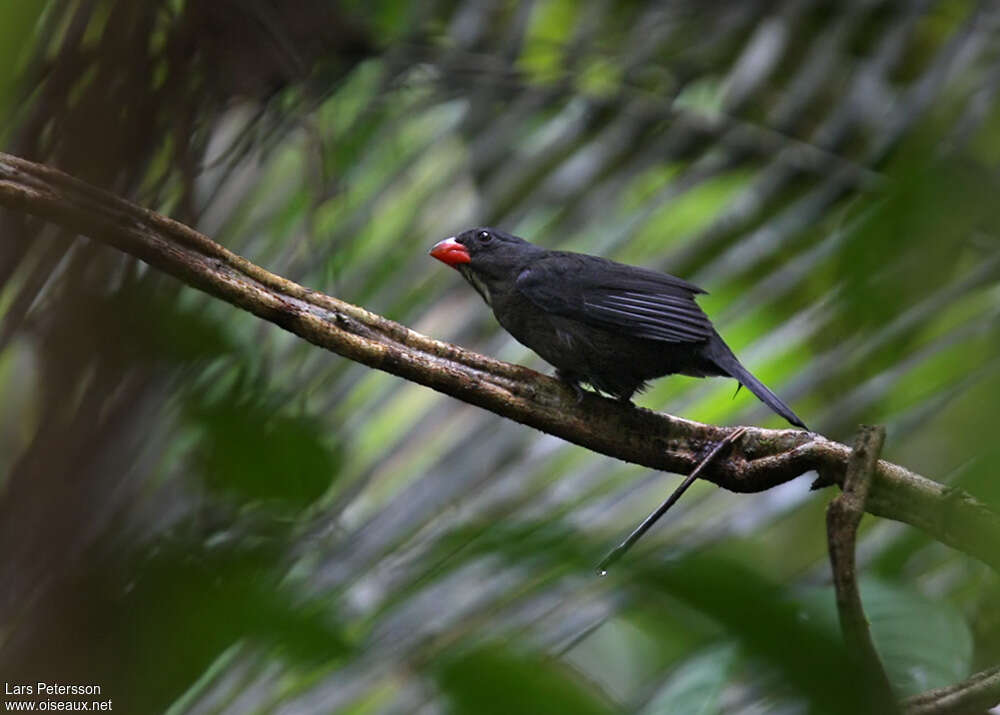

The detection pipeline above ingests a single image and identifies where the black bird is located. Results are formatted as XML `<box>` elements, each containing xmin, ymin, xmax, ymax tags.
<box><xmin>430</xmin><ymin>228</ymin><xmax>807</xmax><ymax>429</ymax></box>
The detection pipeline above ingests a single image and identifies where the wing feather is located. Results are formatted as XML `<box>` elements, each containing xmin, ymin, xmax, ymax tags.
<box><xmin>600</xmin><ymin>296</ymin><xmax>709</xmax><ymax>329</ymax></box>
<box><xmin>516</xmin><ymin>253</ymin><xmax>713</xmax><ymax>344</ymax></box>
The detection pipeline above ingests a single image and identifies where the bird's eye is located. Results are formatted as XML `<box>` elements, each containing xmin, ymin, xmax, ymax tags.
<box><xmin>478</xmin><ymin>230</ymin><xmax>492</xmax><ymax>242</ymax></box>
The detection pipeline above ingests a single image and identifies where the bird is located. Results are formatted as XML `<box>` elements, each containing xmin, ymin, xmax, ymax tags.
<box><xmin>429</xmin><ymin>228</ymin><xmax>807</xmax><ymax>429</ymax></box>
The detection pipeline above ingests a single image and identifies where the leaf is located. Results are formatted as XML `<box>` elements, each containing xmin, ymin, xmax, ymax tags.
<box><xmin>636</xmin><ymin>552</ymin><xmax>868</xmax><ymax>715</ymax></box>
<box><xmin>640</xmin><ymin>643</ymin><xmax>738</xmax><ymax>715</ymax></box>
<box><xmin>187</xmin><ymin>393</ymin><xmax>341</xmax><ymax>510</ymax></box>
<box><xmin>519</xmin><ymin>0</ymin><xmax>577</xmax><ymax>83</ymax></box>
<box><xmin>796</xmin><ymin>578</ymin><xmax>973</xmax><ymax>696</ymax></box>
<box><xmin>115</xmin><ymin>541</ymin><xmax>354</xmax><ymax>711</ymax></box>
<box><xmin>0</xmin><ymin>3</ymin><xmax>45</xmax><ymax>117</ymax></box>
<box><xmin>435</xmin><ymin>642</ymin><xmax>615</xmax><ymax>715</ymax></box>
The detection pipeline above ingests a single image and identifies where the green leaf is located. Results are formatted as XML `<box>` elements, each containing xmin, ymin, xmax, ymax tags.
<box><xmin>797</xmin><ymin>579</ymin><xmax>973</xmax><ymax>696</ymax></box>
<box><xmin>641</xmin><ymin>643</ymin><xmax>738</xmax><ymax>715</ymax></box>
<box><xmin>637</xmin><ymin>552</ymin><xmax>868</xmax><ymax>715</ymax></box>
<box><xmin>435</xmin><ymin>642</ymin><xmax>615</xmax><ymax>715</ymax></box>
<box><xmin>0</xmin><ymin>3</ymin><xmax>45</xmax><ymax>124</ymax></box>
<box><xmin>519</xmin><ymin>0</ymin><xmax>577</xmax><ymax>83</ymax></box>
<box><xmin>116</xmin><ymin>542</ymin><xmax>353</xmax><ymax>712</ymax></box>
<box><xmin>187</xmin><ymin>394</ymin><xmax>341</xmax><ymax>510</ymax></box>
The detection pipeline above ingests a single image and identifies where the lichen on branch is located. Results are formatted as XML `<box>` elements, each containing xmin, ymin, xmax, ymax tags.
<box><xmin>1</xmin><ymin>150</ymin><xmax>998</xmax><ymax>575</ymax></box>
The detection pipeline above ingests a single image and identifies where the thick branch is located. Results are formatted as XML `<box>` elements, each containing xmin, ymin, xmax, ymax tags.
<box><xmin>599</xmin><ymin>427</ymin><xmax>748</xmax><ymax>572</ymax></box>
<box><xmin>827</xmin><ymin>426</ymin><xmax>897</xmax><ymax>712</ymax></box>
<box><xmin>1</xmin><ymin>152</ymin><xmax>999</xmax><ymax>572</ymax></box>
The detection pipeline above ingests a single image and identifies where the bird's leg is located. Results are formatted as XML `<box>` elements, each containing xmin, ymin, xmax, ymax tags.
<box><xmin>556</xmin><ymin>369</ymin><xmax>586</xmax><ymax>403</ymax></box>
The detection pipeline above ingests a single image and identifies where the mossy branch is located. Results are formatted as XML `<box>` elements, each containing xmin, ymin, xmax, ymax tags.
<box><xmin>1</xmin><ymin>151</ymin><xmax>998</xmax><ymax>576</ymax></box>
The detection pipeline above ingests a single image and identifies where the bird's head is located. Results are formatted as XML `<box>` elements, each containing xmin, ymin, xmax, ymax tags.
<box><xmin>430</xmin><ymin>228</ymin><xmax>540</xmax><ymax>306</ymax></box>
<box><xmin>429</xmin><ymin>227</ymin><xmax>538</xmax><ymax>280</ymax></box>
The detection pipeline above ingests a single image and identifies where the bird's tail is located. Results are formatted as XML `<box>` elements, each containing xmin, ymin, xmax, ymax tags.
<box><xmin>706</xmin><ymin>336</ymin><xmax>808</xmax><ymax>430</ymax></box>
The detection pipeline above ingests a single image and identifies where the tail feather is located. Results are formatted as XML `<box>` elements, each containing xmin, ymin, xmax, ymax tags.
<box><xmin>706</xmin><ymin>336</ymin><xmax>807</xmax><ymax>430</ymax></box>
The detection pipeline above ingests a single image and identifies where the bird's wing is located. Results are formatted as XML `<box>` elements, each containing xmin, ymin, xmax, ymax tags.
<box><xmin>515</xmin><ymin>253</ymin><xmax>713</xmax><ymax>343</ymax></box>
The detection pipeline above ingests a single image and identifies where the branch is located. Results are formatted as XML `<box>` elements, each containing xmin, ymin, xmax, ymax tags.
<box><xmin>827</xmin><ymin>425</ymin><xmax>897</xmax><ymax>712</ymax></box>
<box><xmin>598</xmin><ymin>427</ymin><xmax>748</xmax><ymax>573</ymax></box>
<box><xmin>1</xmin><ymin>151</ymin><xmax>999</xmax><ymax>572</ymax></box>
<box><xmin>904</xmin><ymin>664</ymin><xmax>1000</xmax><ymax>715</ymax></box>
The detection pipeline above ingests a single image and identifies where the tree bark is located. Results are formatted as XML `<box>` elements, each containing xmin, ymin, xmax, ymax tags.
<box><xmin>1</xmin><ymin>151</ymin><xmax>998</xmax><ymax>574</ymax></box>
<box><xmin>827</xmin><ymin>426</ymin><xmax>897</xmax><ymax>712</ymax></box>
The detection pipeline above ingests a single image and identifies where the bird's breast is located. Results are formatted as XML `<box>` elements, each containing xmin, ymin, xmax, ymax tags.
<box><xmin>490</xmin><ymin>291</ymin><xmax>583</xmax><ymax>365</ymax></box>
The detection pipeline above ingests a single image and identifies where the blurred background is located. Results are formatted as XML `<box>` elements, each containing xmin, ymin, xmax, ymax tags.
<box><xmin>1</xmin><ymin>1</ymin><xmax>999</xmax><ymax>713</ymax></box>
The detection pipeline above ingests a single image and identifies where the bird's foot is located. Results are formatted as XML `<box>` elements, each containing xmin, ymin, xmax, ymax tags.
<box><xmin>556</xmin><ymin>370</ymin><xmax>586</xmax><ymax>404</ymax></box>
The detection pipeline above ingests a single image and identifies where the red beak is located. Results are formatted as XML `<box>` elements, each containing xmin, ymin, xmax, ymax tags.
<box><xmin>429</xmin><ymin>237</ymin><xmax>471</xmax><ymax>267</ymax></box>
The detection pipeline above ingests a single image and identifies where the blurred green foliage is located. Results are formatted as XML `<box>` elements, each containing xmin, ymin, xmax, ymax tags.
<box><xmin>1</xmin><ymin>1</ymin><xmax>999</xmax><ymax>714</ymax></box>
<box><xmin>187</xmin><ymin>392</ymin><xmax>341</xmax><ymax>510</ymax></box>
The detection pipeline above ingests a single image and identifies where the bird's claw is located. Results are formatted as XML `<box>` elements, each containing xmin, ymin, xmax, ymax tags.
<box><xmin>556</xmin><ymin>370</ymin><xmax>586</xmax><ymax>404</ymax></box>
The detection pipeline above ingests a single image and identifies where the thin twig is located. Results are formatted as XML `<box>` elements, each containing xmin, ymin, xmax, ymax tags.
<box><xmin>826</xmin><ymin>424</ymin><xmax>897</xmax><ymax>712</ymax></box>
<box><xmin>598</xmin><ymin>427</ymin><xmax>747</xmax><ymax>573</ymax></box>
